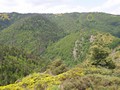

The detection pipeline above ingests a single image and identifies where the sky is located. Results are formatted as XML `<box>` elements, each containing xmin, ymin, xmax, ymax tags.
<box><xmin>0</xmin><ymin>0</ymin><xmax>120</xmax><ymax>15</ymax></box>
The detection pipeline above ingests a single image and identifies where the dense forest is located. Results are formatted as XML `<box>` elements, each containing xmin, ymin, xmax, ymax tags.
<box><xmin>0</xmin><ymin>12</ymin><xmax>120</xmax><ymax>90</ymax></box>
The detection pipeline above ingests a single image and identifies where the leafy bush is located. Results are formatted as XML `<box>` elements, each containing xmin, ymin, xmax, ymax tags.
<box><xmin>62</xmin><ymin>74</ymin><xmax>120</xmax><ymax>90</ymax></box>
<box><xmin>91</xmin><ymin>46</ymin><xmax>115</xmax><ymax>69</ymax></box>
<box><xmin>47</xmin><ymin>59</ymin><xmax>68</xmax><ymax>75</ymax></box>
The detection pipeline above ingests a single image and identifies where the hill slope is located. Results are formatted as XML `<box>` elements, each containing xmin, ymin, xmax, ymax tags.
<box><xmin>0</xmin><ymin>12</ymin><xmax>120</xmax><ymax>56</ymax></box>
<box><xmin>0</xmin><ymin>14</ymin><xmax>65</xmax><ymax>55</ymax></box>
<box><xmin>44</xmin><ymin>30</ymin><xmax>92</xmax><ymax>66</ymax></box>
<box><xmin>49</xmin><ymin>12</ymin><xmax>120</xmax><ymax>37</ymax></box>
<box><xmin>1</xmin><ymin>31</ymin><xmax>120</xmax><ymax>89</ymax></box>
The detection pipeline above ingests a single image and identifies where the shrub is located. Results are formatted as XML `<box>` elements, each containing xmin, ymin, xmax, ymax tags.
<box><xmin>47</xmin><ymin>59</ymin><xmax>68</xmax><ymax>75</ymax></box>
<box><xmin>91</xmin><ymin>46</ymin><xmax>115</xmax><ymax>69</ymax></box>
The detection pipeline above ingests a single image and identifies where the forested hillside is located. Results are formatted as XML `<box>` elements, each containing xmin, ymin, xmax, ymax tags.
<box><xmin>1</xmin><ymin>30</ymin><xmax>120</xmax><ymax>90</ymax></box>
<box><xmin>0</xmin><ymin>14</ymin><xmax>65</xmax><ymax>55</ymax></box>
<box><xmin>0</xmin><ymin>12</ymin><xmax>120</xmax><ymax>55</ymax></box>
<box><xmin>49</xmin><ymin>13</ymin><xmax>120</xmax><ymax>37</ymax></box>
<box><xmin>0</xmin><ymin>12</ymin><xmax>120</xmax><ymax>90</ymax></box>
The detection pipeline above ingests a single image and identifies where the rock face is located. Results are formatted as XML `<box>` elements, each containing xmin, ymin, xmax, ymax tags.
<box><xmin>73</xmin><ymin>40</ymin><xmax>79</xmax><ymax>60</ymax></box>
<box><xmin>73</xmin><ymin>47</ymin><xmax>78</xmax><ymax>60</ymax></box>
<box><xmin>90</xmin><ymin>35</ymin><xmax>95</xmax><ymax>43</ymax></box>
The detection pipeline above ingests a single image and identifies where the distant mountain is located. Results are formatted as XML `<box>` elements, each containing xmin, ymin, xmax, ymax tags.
<box><xmin>0</xmin><ymin>12</ymin><xmax>27</xmax><ymax>30</ymax></box>
<box><xmin>49</xmin><ymin>12</ymin><xmax>120</xmax><ymax>37</ymax></box>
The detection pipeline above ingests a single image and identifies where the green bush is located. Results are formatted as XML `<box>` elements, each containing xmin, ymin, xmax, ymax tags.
<box><xmin>47</xmin><ymin>59</ymin><xmax>68</xmax><ymax>75</ymax></box>
<box><xmin>91</xmin><ymin>46</ymin><xmax>115</xmax><ymax>69</ymax></box>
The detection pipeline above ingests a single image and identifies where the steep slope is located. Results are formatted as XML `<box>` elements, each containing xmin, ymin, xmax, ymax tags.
<box><xmin>44</xmin><ymin>30</ymin><xmax>93</xmax><ymax>66</ymax></box>
<box><xmin>44</xmin><ymin>30</ymin><xmax>120</xmax><ymax>67</ymax></box>
<box><xmin>0</xmin><ymin>14</ymin><xmax>65</xmax><ymax>55</ymax></box>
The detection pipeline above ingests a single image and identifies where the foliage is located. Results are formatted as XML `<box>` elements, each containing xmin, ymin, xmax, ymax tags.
<box><xmin>0</xmin><ymin>67</ymin><xmax>84</xmax><ymax>90</ymax></box>
<box><xmin>0</xmin><ymin>14</ymin><xmax>65</xmax><ymax>55</ymax></box>
<box><xmin>0</xmin><ymin>12</ymin><xmax>120</xmax><ymax>89</ymax></box>
<box><xmin>108</xmin><ymin>38</ymin><xmax>120</xmax><ymax>49</ymax></box>
<box><xmin>1</xmin><ymin>65</ymin><xmax>120</xmax><ymax>90</ymax></box>
<box><xmin>44</xmin><ymin>31</ymin><xmax>92</xmax><ymax>67</ymax></box>
<box><xmin>0</xmin><ymin>45</ymin><xmax>46</xmax><ymax>86</ymax></box>
<box><xmin>62</xmin><ymin>74</ymin><xmax>120</xmax><ymax>90</ymax></box>
<box><xmin>91</xmin><ymin>46</ymin><xmax>116</xmax><ymax>69</ymax></box>
<box><xmin>46</xmin><ymin>59</ymin><xmax>68</xmax><ymax>75</ymax></box>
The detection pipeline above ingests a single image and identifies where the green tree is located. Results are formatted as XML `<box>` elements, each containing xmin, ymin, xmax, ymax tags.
<box><xmin>91</xmin><ymin>46</ymin><xmax>115</xmax><ymax>69</ymax></box>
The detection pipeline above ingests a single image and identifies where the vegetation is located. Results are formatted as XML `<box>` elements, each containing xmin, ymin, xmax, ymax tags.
<box><xmin>1</xmin><ymin>65</ymin><xmax>120</xmax><ymax>90</ymax></box>
<box><xmin>0</xmin><ymin>12</ymin><xmax>120</xmax><ymax>89</ymax></box>
<box><xmin>46</xmin><ymin>59</ymin><xmax>68</xmax><ymax>75</ymax></box>
<box><xmin>108</xmin><ymin>38</ymin><xmax>120</xmax><ymax>49</ymax></box>
<box><xmin>0</xmin><ymin>14</ymin><xmax>65</xmax><ymax>55</ymax></box>
<box><xmin>0</xmin><ymin>45</ymin><xmax>47</xmax><ymax>86</ymax></box>
<box><xmin>44</xmin><ymin>31</ymin><xmax>92</xmax><ymax>66</ymax></box>
<box><xmin>91</xmin><ymin>46</ymin><xmax>115</xmax><ymax>69</ymax></box>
